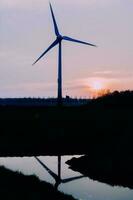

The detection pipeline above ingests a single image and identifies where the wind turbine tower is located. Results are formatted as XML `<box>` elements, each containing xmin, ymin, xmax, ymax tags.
<box><xmin>33</xmin><ymin>3</ymin><xmax>96</xmax><ymax>105</ymax></box>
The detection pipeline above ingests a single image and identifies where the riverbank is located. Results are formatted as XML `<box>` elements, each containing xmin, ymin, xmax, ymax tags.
<box><xmin>0</xmin><ymin>107</ymin><xmax>132</xmax><ymax>156</ymax></box>
<box><xmin>0</xmin><ymin>166</ymin><xmax>76</xmax><ymax>200</ymax></box>
<box><xmin>0</xmin><ymin>91</ymin><xmax>133</xmax><ymax>156</ymax></box>
<box><xmin>66</xmin><ymin>154</ymin><xmax>133</xmax><ymax>189</ymax></box>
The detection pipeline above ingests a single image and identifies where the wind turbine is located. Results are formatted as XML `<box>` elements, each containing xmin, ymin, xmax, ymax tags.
<box><xmin>35</xmin><ymin>156</ymin><xmax>85</xmax><ymax>190</ymax></box>
<box><xmin>33</xmin><ymin>2</ymin><xmax>96</xmax><ymax>105</ymax></box>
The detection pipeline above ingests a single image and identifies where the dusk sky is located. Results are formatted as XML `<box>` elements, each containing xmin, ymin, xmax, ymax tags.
<box><xmin>1</xmin><ymin>0</ymin><xmax>133</xmax><ymax>98</ymax></box>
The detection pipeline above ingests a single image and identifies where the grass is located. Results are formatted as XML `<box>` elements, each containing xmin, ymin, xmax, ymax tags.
<box><xmin>0</xmin><ymin>166</ymin><xmax>77</xmax><ymax>200</ymax></box>
<box><xmin>0</xmin><ymin>90</ymin><xmax>132</xmax><ymax>156</ymax></box>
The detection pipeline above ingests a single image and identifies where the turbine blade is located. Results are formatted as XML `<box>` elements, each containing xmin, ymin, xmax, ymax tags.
<box><xmin>35</xmin><ymin>157</ymin><xmax>58</xmax><ymax>180</ymax></box>
<box><xmin>63</xmin><ymin>36</ymin><xmax>97</xmax><ymax>47</ymax></box>
<box><xmin>62</xmin><ymin>175</ymin><xmax>85</xmax><ymax>183</ymax></box>
<box><xmin>49</xmin><ymin>2</ymin><xmax>60</xmax><ymax>36</ymax></box>
<box><xmin>32</xmin><ymin>39</ymin><xmax>59</xmax><ymax>65</ymax></box>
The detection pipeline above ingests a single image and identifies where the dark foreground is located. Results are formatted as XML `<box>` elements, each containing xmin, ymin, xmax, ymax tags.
<box><xmin>0</xmin><ymin>166</ymin><xmax>76</xmax><ymax>200</ymax></box>
<box><xmin>67</xmin><ymin>154</ymin><xmax>133</xmax><ymax>190</ymax></box>
<box><xmin>65</xmin><ymin>92</ymin><xmax>133</xmax><ymax>190</ymax></box>
<box><xmin>0</xmin><ymin>91</ymin><xmax>133</xmax><ymax>199</ymax></box>
<box><xmin>0</xmin><ymin>91</ymin><xmax>133</xmax><ymax>156</ymax></box>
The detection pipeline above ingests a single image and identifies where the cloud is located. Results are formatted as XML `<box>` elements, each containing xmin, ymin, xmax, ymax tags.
<box><xmin>92</xmin><ymin>70</ymin><xmax>133</xmax><ymax>79</ymax></box>
<box><xmin>1</xmin><ymin>0</ymin><xmax>49</xmax><ymax>11</ymax></box>
<box><xmin>1</xmin><ymin>0</ymin><xmax>116</xmax><ymax>10</ymax></box>
<box><xmin>94</xmin><ymin>70</ymin><xmax>114</xmax><ymax>75</ymax></box>
<box><xmin>0</xmin><ymin>81</ymin><xmax>56</xmax><ymax>97</ymax></box>
<box><xmin>1</xmin><ymin>0</ymin><xmax>43</xmax><ymax>8</ymax></box>
<box><xmin>2</xmin><ymin>81</ymin><xmax>56</xmax><ymax>91</ymax></box>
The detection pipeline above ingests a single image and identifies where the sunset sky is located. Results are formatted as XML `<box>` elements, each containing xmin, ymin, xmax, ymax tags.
<box><xmin>1</xmin><ymin>0</ymin><xmax>133</xmax><ymax>98</ymax></box>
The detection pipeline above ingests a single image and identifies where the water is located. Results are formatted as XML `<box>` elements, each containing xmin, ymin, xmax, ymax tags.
<box><xmin>0</xmin><ymin>156</ymin><xmax>133</xmax><ymax>200</ymax></box>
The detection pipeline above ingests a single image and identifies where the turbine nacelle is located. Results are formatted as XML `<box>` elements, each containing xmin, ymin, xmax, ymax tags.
<box><xmin>57</xmin><ymin>35</ymin><xmax>63</xmax><ymax>42</ymax></box>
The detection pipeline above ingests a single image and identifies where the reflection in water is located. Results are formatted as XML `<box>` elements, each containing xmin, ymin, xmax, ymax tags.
<box><xmin>35</xmin><ymin>156</ymin><xmax>85</xmax><ymax>189</ymax></box>
<box><xmin>0</xmin><ymin>156</ymin><xmax>133</xmax><ymax>200</ymax></box>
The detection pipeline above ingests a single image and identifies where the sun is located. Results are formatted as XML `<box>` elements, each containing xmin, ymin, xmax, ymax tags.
<box><xmin>91</xmin><ymin>80</ymin><xmax>103</xmax><ymax>91</ymax></box>
<box><xmin>84</xmin><ymin>78</ymin><xmax>110</xmax><ymax>97</ymax></box>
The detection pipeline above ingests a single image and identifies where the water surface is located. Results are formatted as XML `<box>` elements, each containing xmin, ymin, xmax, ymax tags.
<box><xmin>0</xmin><ymin>156</ymin><xmax>133</xmax><ymax>200</ymax></box>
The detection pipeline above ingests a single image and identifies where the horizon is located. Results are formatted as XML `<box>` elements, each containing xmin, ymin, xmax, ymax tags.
<box><xmin>1</xmin><ymin>0</ymin><xmax>133</xmax><ymax>98</ymax></box>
